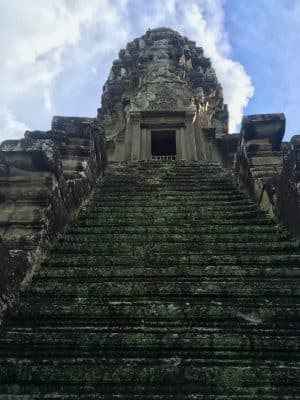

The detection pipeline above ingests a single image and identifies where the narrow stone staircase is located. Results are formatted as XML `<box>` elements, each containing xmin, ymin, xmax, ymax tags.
<box><xmin>0</xmin><ymin>161</ymin><xmax>299</xmax><ymax>399</ymax></box>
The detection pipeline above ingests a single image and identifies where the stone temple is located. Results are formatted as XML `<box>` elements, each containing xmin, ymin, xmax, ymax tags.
<box><xmin>0</xmin><ymin>27</ymin><xmax>299</xmax><ymax>398</ymax></box>
<box><xmin>101</xmin><ymin>27</ymin><xmax>228</xmax><ymax>162</ymax></box>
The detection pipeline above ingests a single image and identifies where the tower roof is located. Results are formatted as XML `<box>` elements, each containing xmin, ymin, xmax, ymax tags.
<box><xmin>99</xmin><ymin>28</ymin><xmax>228</xmax><ymax>139</ymax></box>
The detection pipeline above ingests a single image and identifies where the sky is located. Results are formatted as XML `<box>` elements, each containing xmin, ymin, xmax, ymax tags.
<box><xmin>0</xmin><ymin>0</ymin><xmax>299</xmax><ymax>142</ymax></box>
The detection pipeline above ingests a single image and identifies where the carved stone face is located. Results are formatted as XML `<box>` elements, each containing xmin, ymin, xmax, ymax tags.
<box><xmin>152</xmin><ymin>39</ymin><xmax>170</xmax><ymax>61</ymax></box>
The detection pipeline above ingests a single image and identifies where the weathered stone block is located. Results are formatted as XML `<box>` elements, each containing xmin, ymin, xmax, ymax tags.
<box><xmin>241</xmin><ymin>113</ymin><xmax>285</xmax><ymax>151</ymax></box>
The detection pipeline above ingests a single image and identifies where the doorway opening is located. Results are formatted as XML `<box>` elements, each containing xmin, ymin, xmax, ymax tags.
<box><xmin>151</xmin><ymin>130</ymin><xmax>176</xmax><ymax>160</ymax></box>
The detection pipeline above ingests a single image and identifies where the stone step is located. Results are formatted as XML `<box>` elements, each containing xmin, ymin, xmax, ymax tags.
<box><xmin>102</xmin><ymin>179</ymin><xmax>234</xmax><ymax>186</ymax></box>
<box><xmin>76</xmin><ymin>209</ymin><xmax>265</xmax><ymax>219</ymax></box>
<box><xmin>66</xmin><ymin>224</ymin><xmax>278</xmax><ymax>235</ymax></box>
<box><xmin>99</xmin><ymin>186</ymin><xmax>238</xmax><ymax>192</ymax></box>
<box><xmin>69</xmin><ymin>218</ymin><xmax>273</xmax><ymax>229</ymax></box>
<box><xmin>0</xmin><ymin>359</ymin><xmax>298</xmax><ymax>390</ymax></box>
<box><xmin>51</xmin><ymin>241</ymin><xmax>300</xmax><ymax>256</ymax></box>
<box><xmin>73</xmin><ymin>217</ymin><xmax>270</xmax><ymax>228</ymax></box>
<box><xmin>5</xmin><ymin>317</ymin><xmax>300</xmax><ymax>330</ymax></box>
<box><xmin>106</xmin><ymin>163</ymin><xmax>221</xmax><ymax>170</ymax></box>
<box><xmin>45</xmin><ymin>253</ymin><xmax>300</xmax><ymax>268</ymax></box>
<box><xmin>3</xmin><ymin>325</ymin><xmax>299</xmax><ymax>334</ymax></box>
<box><xmin>1</xmin><ymin>330</ymin><xmax>298</xmax><ymax>353</ymax></box>
<box><xmin>103</xmin><ymin>174</ymin><xmax>233</xmax><ymax>179</ymax></box>
<box><xmin>25</xmin><ymin>279</ymin><xmax>300</xmax><ymax>299</ymax></box>
<box><xmin>53</xmin><ymin>234</ymin><xmax>298</xmax><ymax>249</ymax></box>
<box><xmin>59</xmin><ymin>232</ymin><xmax>287</xmax><ymax>244</ymax></box>
<box><xmin>57</xmin><ymin>237</ymin><xmax>289</xmax><ymax>248</ymax></box>
<box><xmin>10</xmin><ymin>301</ymin><xmax>299</xmax><ymax>325</ymax></box>
<box><xmin>82</xmin><ymin>203</ymin><xmax>258</xmax><ymax>212</ymax></box>
<box><xmin>37</xmin><ymin>265</ymin><xmax>300</xmax><ymax>279</ymax></box>
<box><xmin>0</xmin><ymin>348</ymin><xmax>298</xmax><ymax>362</ymax></box>
<box><xmin>92</xmin><ymin>191</ymin><xmax>247</xmax><ymax>199</ymax></box>
<box><xmin>1</xmin><ymin>160</ymin><xmax>299</xmax><ymax>397</ymax></box>
<box><xmin>0</xmin><ymin>393</ymin><xmax>298</xmax><ymax>400</ymax></box>
<box><xmin>88</xmin><ymin>199</ymin><xmax>255</xmax><ymax>207</ymax></box>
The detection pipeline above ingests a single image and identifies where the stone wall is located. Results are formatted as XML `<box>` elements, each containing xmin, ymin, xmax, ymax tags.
<box><xmin>234</xmin><ymin>114</ymin><xmax>300</xmax><ymax>237</ymax></box>
<box><xmin>192</xmin><ymin>111</ymin><xmax>300</xmax><ymax>237</ymax></box>
<box><xmin>0</xmin><ymin>117</ymin><xmax>107</xmax><ymax>320</ymax></box>
<box><xmin>277</xmin><ymin>136</ymin><xmax>300</xmax><ymax>236</ymax></box>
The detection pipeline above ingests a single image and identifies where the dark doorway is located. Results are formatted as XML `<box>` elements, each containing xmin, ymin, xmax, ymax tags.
<box><xmin>151</xmin><ymin>130</ymin><xmax>176</xmax><ymax>157</ymax></box>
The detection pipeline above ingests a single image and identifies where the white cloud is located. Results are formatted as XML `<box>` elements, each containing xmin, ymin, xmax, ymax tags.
<box><xmin>0</xmin><ymin>0</ymin><xmax>130</xmax><ymax>141</ymax></box>
<box><xmin>0</xmin><ymin>0</ymin><xmax>253</xmax><ymax>141</ymax></box>
<box><xmin>0</xmin><ymin>108</ymin><xmax>29</xmax><ymax>140</ymax></box>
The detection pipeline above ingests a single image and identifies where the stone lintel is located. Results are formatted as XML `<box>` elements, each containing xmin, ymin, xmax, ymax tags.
<box><xmin>241</xmin><ymin>113</ymin><xmax>285</xmax><ymax>151</ymax></box>
<box><xmin>141</xmin><ymin>122</ymin><xmax>185</xmax><ymax>129</ymax></box>
<box><xmin>140</xmin><ymin>112</ymin><xmax>185</xmax><ymax>129</ymax></box>
<box><xmin>141</xmin><ymin>111</ymin><xmax>186</xmax><ymax>119</ymax></box>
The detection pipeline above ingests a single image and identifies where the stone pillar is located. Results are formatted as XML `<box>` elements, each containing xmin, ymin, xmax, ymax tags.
<box><xmin>140</xmin><ymin>128</ymin><xmax>147</xmax><ymax>160</ymax></box>
<box><xmin>130</xmin><ymin>112</ymin><xmax>141</xmax><ymax>161</ymax></box>
<box><xmin>146</xmin><ymin>129</ymin><xmax>151</xmax><ymax>160</ymax></box>
<box><xmin>124</xmin><ymin>116</ymin><xmax>132</xmax><ymax>161</ymax></box>
<box><xmin>180</xmin><ymin>127</ymin><xmax>188</xmax><ymax>160</ymax></box>
<box><xmin>175</xmin><ymin>128</ymin><xmax>182</xmax><ymax>159</ymax></box>
<box><xmin>185</xmin><ymin>111</ymin><xmax>197</xmax><ymax>161</ymax></box>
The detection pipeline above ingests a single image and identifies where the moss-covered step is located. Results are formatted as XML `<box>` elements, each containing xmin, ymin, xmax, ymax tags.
<box><xmin>37</xmin><ymin>265</ymin><xmax>300</xmax><ymax>279</ymax></box>
<box><xmin>0</xmin><ymin>161</ymin><xmax>299</xmax><ymax>398</ymax></box>
<box><xmin>24</xmin><ymin>279</ymin><xmax>300</xmax><ymax>300</ymax></box>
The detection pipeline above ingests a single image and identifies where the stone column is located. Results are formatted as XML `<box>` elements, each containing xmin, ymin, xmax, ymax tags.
<box><xmin>180</xmin><ymin>127</ymin><xmax>188</xmax><ymax>160</ymax></box>
<box><xmin>146</xmin><ymin>129</ymin><xmax>152</xmax><ymax>160</ymax></box>
<box><xmin>124</xmin><ymin>116</ymin><xmax>132</xmax><ymax>161</ymax></box>
<box><xmin>130</xmin><ymin>112</ymin><xmax>141</xmax><ymax>161</ymax></box>
<box><xmin>140</xmin><ymin>128</ymin><xmax>147</xmax><ymax>160</ymax></box>
<box><xmin>175</xmin><ymin>128</ymin><xmax>182</xmax><ymax>160</ymax></box>
<box><xmin>185</xmin><ymin>111</ymin><xmax>197</xmax><ymax>160</ymax></box>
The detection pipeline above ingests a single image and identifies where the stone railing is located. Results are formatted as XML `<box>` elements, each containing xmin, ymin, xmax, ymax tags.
<box><xmin>151</xmin><ymin>155</ymin><xmax>176</xmax><ymax>161</ymax></box>
<box><xmin>234</xmin><ymin>113</ymin><xmax>300</xmax><ymax>236</ymax></box>
<box><xmin>0</xmin><ymin>116</ymin><xmax>107</xmax><ymax>319</ymax></box>
<box><xmin>277</xmin><ymin>135</ymin><xmax>300</xmax><ymax>236</ymax></box>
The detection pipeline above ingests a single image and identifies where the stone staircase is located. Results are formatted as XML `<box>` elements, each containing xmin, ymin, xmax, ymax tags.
<box><xmin>0</xmin><ymin>161</ymin><xmax>299</xmax><ymax>398</ymax></box>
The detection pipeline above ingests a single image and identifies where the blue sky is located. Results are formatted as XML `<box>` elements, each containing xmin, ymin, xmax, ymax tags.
<box><xmin>0</xmin><ymin>0</ymin><xmax>299</xmax><ymax>141</ymax></box>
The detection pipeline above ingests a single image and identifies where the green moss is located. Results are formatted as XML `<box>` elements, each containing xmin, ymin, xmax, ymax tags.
<box><xmin>1</xmin><ymin>161</ymin><xmax>300</xmax><ymax>397</ymax></box>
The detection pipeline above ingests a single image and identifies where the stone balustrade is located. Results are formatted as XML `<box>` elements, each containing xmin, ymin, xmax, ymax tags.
<box><xmin>234</xmin><ymin>113</ymin><xmax>300</xmax><ymax>236</ymax></box>
<box><xmin>0</xmin><ymin>116</ymin><xmax>107</xmax><ymax>319</ymax></box>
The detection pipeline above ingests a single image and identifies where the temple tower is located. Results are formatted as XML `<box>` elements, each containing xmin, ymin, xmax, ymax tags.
<box><xmin>0</xmin><ymin>26</ymin><xmax>300</xmax><ymax>398</ymax></box>
<box><xmin>99</xmin><ymin>27</ymin><xmax>228</xmax><ymax>161</ymax></box>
